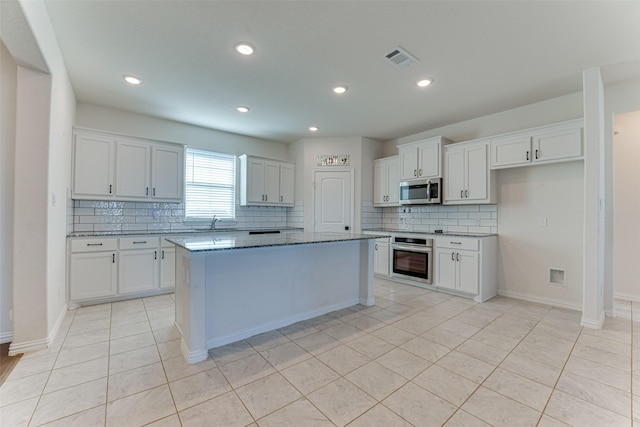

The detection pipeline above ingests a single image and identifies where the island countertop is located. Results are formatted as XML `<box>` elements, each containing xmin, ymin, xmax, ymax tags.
<box><xmin>166</xmin><ymin>232</ymin><xmax>382</xmax><ymax>252</ymax></box>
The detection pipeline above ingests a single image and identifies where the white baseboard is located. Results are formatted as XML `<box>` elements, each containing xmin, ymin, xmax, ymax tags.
<box><xmin>497</xmin><ymin>289</ymin><xmax>582</xmax><ymax>312</ymax></box>
<box><xmin>0</xmin><ymin>331</ymin><xmax>13</xmax><ymax>344</ymax></box>
<box><xmin>8</xmin><ymin>303</ymin><xmax>68</xmax><ymax>356</ymax></box>
<box><xmin>581</xmin><ymin>311</ymin><xmax>605</xmax><ymax>329</ymax></box>
<box><xmin>9</xmin><ymin>337</ymin><xmax>49</xmax><ymax>356</ymax></box>
<box><xmin>614</xmin><ymin>292</ymin><xmax>640</xmax><ymax>302</ymax></box>
<box><xmin>206</xmin><ymin>298</ymin><xmax>359</xmax><ymax>350</ymax></box>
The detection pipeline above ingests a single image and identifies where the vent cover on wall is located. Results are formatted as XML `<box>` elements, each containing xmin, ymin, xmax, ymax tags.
<box><xmin>383</xmin><ymin>46</ymin><xmax>418</xmax><ymax>68</ymax></box>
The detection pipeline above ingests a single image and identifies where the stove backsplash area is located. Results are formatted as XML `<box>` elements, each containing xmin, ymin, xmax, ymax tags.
<box><xmin>382</xmin><ymin>204</ymin><xmax>497</xmax><ymax>234</ymax></box>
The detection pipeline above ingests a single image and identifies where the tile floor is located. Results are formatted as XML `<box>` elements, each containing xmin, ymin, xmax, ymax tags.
<box><xmin>0</xmin><ymin>278</ymin><xmax>638</xmax><ymax>426</ymax></box>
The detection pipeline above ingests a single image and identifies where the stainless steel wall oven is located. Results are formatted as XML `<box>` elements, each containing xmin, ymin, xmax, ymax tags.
<box><xmin>391</xmin><ymin>236</ymin><xmax>433</xmax><ymax>284</ymax></box>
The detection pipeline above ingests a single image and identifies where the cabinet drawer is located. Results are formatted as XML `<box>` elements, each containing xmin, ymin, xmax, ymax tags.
<box><xmin>436</xmin><ymin>238</ymin><xmax>479</xmax><ymax>251</ymax></box>
<box><xmin>71</xmin><ymin>238</ymin><xmax>118</xmax><ymax>253</ymax></box>
<box><xmin>119</xmin><ymin>236</ymin><xmax>160</xmax><ymax>250</ymax></box>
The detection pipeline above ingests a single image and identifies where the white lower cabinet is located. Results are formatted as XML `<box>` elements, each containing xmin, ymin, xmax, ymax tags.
<box><xmin>118</xmin><ymin>237</ymin><xmax>160</xmax><ymax>295</ymax></box>
<box><xmin>70</xmin><ymin>238</ymin><xmax>118</xmax><ymax>301</ymax></box>
<box><xmin>374</xmin><ymin>237</ymin><xmax>390</xmax><ymax>276</ymax></box>
<box><xmin>160</xmin><ymin>241</ymin><xmax>176</xmax><ymax>289</ymax></box>
<box><xmin>69</xmin><ymin>235</ymin><xmax>175</xmax><ymax>305</ymax></box>
<box><xmin>435</xmin><ymin>236</ymin><xmax>497</xmax><ymax>302</ymax></box>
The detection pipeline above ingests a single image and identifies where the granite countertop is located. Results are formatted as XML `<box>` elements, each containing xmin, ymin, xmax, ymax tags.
<box><xmin>67</xmin><ymin>227</ymin><xmax>304</xmax><ymax>238</ymax></box>
<box><xmin>362</xmin><ymin>228</ymin><xmax>496</xmax><ymax>238</ymax></box>
<box><xmin>167</xmin><ymin>232</ymin><xmax>379</xmax><ymax>252</ymax></box>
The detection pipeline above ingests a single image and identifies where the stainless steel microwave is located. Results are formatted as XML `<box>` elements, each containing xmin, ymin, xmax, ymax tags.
<box><xmin>399</xmin><ymin>178</ymin><xmax>442</xmax><ymax>205</ymax></box>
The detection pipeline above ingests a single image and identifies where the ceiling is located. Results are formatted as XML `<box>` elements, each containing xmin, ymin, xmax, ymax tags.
<box><xmin>43</xmin><ymin>1</ymin><xmax>640</xmax><ymax>143</ymax></box>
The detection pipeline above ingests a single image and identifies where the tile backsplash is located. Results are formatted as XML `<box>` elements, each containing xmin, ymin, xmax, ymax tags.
<box><xmin>69</xmin><ymin>200</ymin><xmax>297</xmax><ymax>234</ymax></box>
<box><xmin>382</xmin><ymin>204</ymin><xmax>498</xmax><ymax>234</ymax></box>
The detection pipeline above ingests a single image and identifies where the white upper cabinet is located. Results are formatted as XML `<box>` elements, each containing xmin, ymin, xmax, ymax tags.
<box><xmin>73</xmin><ymin>129</ymin><xmax>184</xmax><ymax>202</ymax></box>
<box><xmin>398</xmin><ymin>136</ymin><xmax>448</xmax><ymax>180</ymax></box>
<box><xmin>240</xmin><ymin>154</ymin><xmax>295</xmax><ymax>207</ymax></box>
<box><xmin>279</xmin><ymin>163</ymin><xmax>295</xmax><ymax>205</ymax></box>
<box><xmin>152</xmin><ymin>144</ymin><xmax>184</xmax><ymax>200</ymax></box>
<box><xmin>72</xmin><ymin>131</ymin><xmax>116</xmax><ymax>198</ymax></box>
<box><xmin>373</xmin><ymin>156</ymin><xmax>400</xmax><ymax>207</ymax></box>
<box><xmin>490</xmin><ymin>119</ymin><xmax>583</xmax><ymax>169</ymax></box>
<box><xmin>444</xmin><ymin>141</ymin><xmax>496</xmax><ymax>204</ymax></box>
<box><xmin>116</xmin><ymin>139</ymin><xmax>150</xmax><ymax>198</ymax></box>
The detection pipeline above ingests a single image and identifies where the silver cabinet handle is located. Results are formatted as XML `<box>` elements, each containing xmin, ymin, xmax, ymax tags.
<box><xmin>86</xmin><ymin>243</ymin><xmax>103</xmax><ymax>246</ymax></box>
<box><xmin>375</xmin><ymin>244</ymin><xmax>378</xmax><ymax>250</ymax></box>
<box><xmin>450</xmin><ymin>241</ymin><xmax>462</xmax><ymax>245</ymax></box>
<box><xmin>280</xmin><ymin>195</ymin><xmax>283</xmax><ymax>202</ymax></box>
<box><xmin>419</xmin><ymin>168</ymin><xmax>422</xmax><ymax>176</ymax></box>
<box><xmin>265</xmin><ymin>194</ymin><xmax>267</xmax><ymax>201</ymax></box>
<box><xmin>133</xmin><ymin>241</ymin><xmax>147</xmax><ymax>244</ymax></box>
<box><xmin>161</xmin><ymin>250</ymin><xmax>165</xmax><ymax>259</ymax></box>
<box><xmin>153</xmin><ymin>188</ymin><xmax>156</xmax><ymax>196</ymax></box>
<box><xmin>109</xmin><ymin>184</ymin><xmax>112</xmax><ymax>194</ymax></box>
<box><xmin>451</xmin><ymin>252</ymin><xmax>455</xmax><ymax>261</ymax></box>
<box><xmin>146</xmin><ymin>187</ymin><xmax>149</xmax><ymax>196</ymax></box>
<box><xmin>465</xmin><ymin>189</ymin><xmax>468</xmax><ymax>198</ymax></box>
<box><xmin>460</xmin><ymin>190</ymin><xmax>464</xmax><ymax>198</ymax></box>
<box><xmin>112</xmin><ymin>253</ymin><xmax>115</xmax><ymax>263</ymax></box>
<box><xmin>526</xmin><ymin>151</ymin><xmax>530</xmax><ymax>161</ymax></box>
<box><xmin>154</xmin><ymin>250</ymin><xmax>157</xmax><ymax>260</ymax></box>
<box><xmin>456</xmin><ymin>253</ymin><xmax>460</xmax><ymax>262</ymax></box>
<box><xmin>414</xmin><ymin>169</ymin><xmax>417</xmax><ymax>177</ymax></box>
<box><xmin>535</xmin><ymin>149</ymin><xmax>539</xmax><ymax>159</ymax></box>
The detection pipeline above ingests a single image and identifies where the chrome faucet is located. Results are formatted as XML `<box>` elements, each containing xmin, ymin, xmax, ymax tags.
<box><xmin>210</xmin><ymin>215</ymin><xmax>219</xmax><ymax>230</ymax></box>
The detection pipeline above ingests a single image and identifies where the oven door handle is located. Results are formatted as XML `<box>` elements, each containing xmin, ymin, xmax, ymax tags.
<box><xmin>426</xmin><ymin>180</ymin><xmax>432</xmax><ymax>201</ymax></box>
<box><xmin>392</xmin><ymin>244</ymin><xmax>432</xmax><ymax>253</ymax></box>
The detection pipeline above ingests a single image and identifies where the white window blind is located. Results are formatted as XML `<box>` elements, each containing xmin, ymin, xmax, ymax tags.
<box><xmin>185</xmin><ymin>148</ymin><xmax>236</xmax><ymax>220</ymax></box>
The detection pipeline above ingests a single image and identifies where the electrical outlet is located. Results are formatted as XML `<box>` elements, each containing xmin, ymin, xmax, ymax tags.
<box><xmin>538</xmin><ymin>217</ymin><xmax>548</xmax><ymax>227</ymax></box>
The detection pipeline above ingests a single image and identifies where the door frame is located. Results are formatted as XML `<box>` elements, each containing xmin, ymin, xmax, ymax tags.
<box><xmin>312</xmin><ymin>168</ymin><xmax>355</xmax><ymax>233</ymax></box>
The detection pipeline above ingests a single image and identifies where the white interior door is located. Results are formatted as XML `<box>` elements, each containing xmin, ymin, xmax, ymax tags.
<box><xmin>313</xmin><ymin>170</ymin><xmax>353</xmax><ymax>232</ymax></box>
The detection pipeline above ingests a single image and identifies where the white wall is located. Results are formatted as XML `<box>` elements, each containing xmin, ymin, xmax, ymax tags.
<box><xmin>3</xmin><ymin>0</ymin><xmax>76</xmax><ymax>352</ymax></box>
<box><xmin>604</xmin><ymin>77</ymin><xmax>640</xmax><ymax>313</ymax></box>
<box><xmin>294</xmin><ymin>137</ymin><xmax>382</xmax><ymax>232</ymax></box>
<box><xmin>497</xmin><ymin>162</ymin><xmax>584</xmax><ymax>309</ymax></box>
<box><xmin>0</xmin><ymin>42</ymin><xmax>17</xmax><ymax>342</ymax></box>
<box><xmin>383</xmin><ymin>92</ymin><xmax>585</xmax><ymax>308</ymax></box>
<box><xmin>76</xmin><ymin>103</ymin><xmax>288</xmax><ymax>160</ymax></box>
<box><xmin>613</xmin><ymin>111</ymin><xmax>640</xmax><ymax>300</ymax></box>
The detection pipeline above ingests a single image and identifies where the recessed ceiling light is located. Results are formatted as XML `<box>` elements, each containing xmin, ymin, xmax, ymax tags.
<box><xmin>236</xmin><ymin>106</ymin><xmax>250</xmax><ymax>113</ymax></box>
<box><xmin>235</xmin><ymin>42</ymin><xmax>255</xmax><ymax>55</ymax></box>
<box><xmin>416</xmin><ymin>78</ymin><xmax>433</xmax><ymax>88</ymax></box>
<box><xmin>309</xmin><ymin>126</ymin><xmax>319</xmax><ymax>132</ymax></box>
<box><xmin>332</xmin><ymin>85</ymin><xmax>348</xmax><ymax>94</ymax></box>
<box><xmin>123</xmin><ymin>75</ymin><xmax>142</xmax><ymax>85</ymax></box>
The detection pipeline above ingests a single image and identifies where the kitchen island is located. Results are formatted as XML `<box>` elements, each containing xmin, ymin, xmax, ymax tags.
<box><xmin>166</xmin><ymin>232</ymin><xmax>378</xmax><ymax>363</ymax></box>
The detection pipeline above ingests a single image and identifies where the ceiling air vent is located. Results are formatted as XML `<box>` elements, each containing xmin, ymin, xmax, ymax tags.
<box><xmin>383</xmin><ymin>46</ymin><xmax>418</xmax><ymax>68</ymax></box>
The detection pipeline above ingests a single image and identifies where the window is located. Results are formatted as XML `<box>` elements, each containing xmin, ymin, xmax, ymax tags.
<box><xmin>185</xmin><ymin>148</ymin><xmax>236</xmax><ymax>220</ymax></box>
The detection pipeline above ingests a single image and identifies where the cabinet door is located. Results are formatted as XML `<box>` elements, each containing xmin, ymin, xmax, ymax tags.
<box><xmin>374</xmin><ymin>240</ymin><xmax>390</xmax><ymax>276</ymax></box>
<box><xmin>116</xmin><ymin>139</ymin><xmax>150</xmax><ymax>198</ymax></box>
<box><xmin>373</xmin><ymin>161</ymin><xmax>387</xmax><ymax>205</ymax></box>
<box><xmin>418</xmin><ymin>142</ymin><xmax>440</xmax><ymax>178</ymax></box>
<box><xmin>386</xmin><ymin>159</ymin><xmax>400</xmax><ymax>204</ymax></box>
<box><xmin>73</xmin><ymin>133</ymin><xmax>115</xmax><ymax>198</ymax></box>
<box><xmin>399</xmin><ymin>146</ymin><xmax>418</xmax><ymax>180</ymax></box>
<box><xmin>279</xmin><ymin>163</ymin><xmax>295</xmax><ymax>205</ymax></box>
<box><xmin>264</xmin><ymin>161</ymin><xmax>280</xmax><ymax>204</ymax></box>
<box><xmin>465</xmin><ymin>143</ymin><xmax>488</xmax><ymax>201</ymax></box>
<box><xmin>490</xmin><ymin>135</ymin><xmax>531</xmax><ymax>169</ymax></box>
<box><xmin>533</xmin><ymin>127</ymin><xmax>582</xmax><ymax>163</ymax></box>
<box><xmin>160</xmin><ymin>246</ymin><xmax>176</xmax><ymax>289</ymax></box>
<box><xmin>444</xmin><ymin>148</ymin><xmax>465</xmax><ymax>202</ymax></box>
<box><xmin>152</xmin><ymin>145</ymin><xmax>184</xmax><ymax>201</ymax></box>
<box><xmin>70</xmin><ymin>252</ymin><xmax>117</xmax><ymax>301</ymax></box>
<box><xmin>246</xmin><ymin>158</ymin><xmax>266</xmax><ymax>203</ymax></box>
<box><xmin>119</xmin><ymin>249</ymin><xmax>159</xmax><ymax>294</ymax></box>
<box><xmin>435</xmin><ymin>248</ymin><xmax>457</xmax><ymax>291</ymax></box>
<box><xmin>457</xmin><ymin>250</ymin><xmax>479</xmax><ymax>295</ymax></box>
